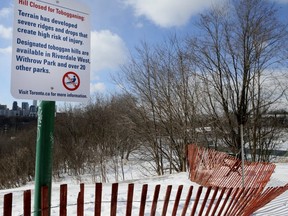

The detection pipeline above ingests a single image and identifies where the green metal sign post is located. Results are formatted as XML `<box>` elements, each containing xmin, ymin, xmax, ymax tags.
<box><xmin>34</xmin><ymin>101</ymin><xmax>56</xmax><ymax>216</ymax></box>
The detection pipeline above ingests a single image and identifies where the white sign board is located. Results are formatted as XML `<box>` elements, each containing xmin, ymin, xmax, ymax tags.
<box><xmin>11</xmin><ymin>0</ymin><xmax>90</xmax><ymax>102</ymax></box>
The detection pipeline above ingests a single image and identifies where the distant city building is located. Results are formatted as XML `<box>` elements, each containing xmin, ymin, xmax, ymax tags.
<box><xmin>0</xmin><ymin>104</ymin><xmax>7</xmax><ymax>110</ymax></box>
<box><xmin>12</xmin><ymin>101</ymin><xmax>18</xmax><ymax>111</ymax></box>
<box><xmin>0</xmin><ymin>109</ymin><xmax>9</xmax><ymax>117</ymax></box>
<box><xmin>29</xmin><ymin>105</ymin><xmax>37</xmax><ymax>117</ymax></box>
<box><xmin>22</xmin><ymin>102</ymin><xmax>30</xmax><ymax>116</ymax></box>
<box><xmin>0</xmin><ymin>101</ymin><xmax>37</xmax><ymax>117</ymax></box>
<box><xmin>0</xmin><ymin>104</ymin><xmax>8</xmax><ymax>117</ymax></box>
<box><xmin>22</xmin><ymin>102</ymin><xmax>29</xmax><ymax>110</ymax></box>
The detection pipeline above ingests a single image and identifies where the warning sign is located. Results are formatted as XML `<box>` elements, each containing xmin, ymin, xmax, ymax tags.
<box><xmin>63</xmin><ymin>72</ymin><xmax>80</xmax><ymax>91</ymax></box>
<box><xmin>10</xmin><ymin>0</ymin><xmax>90</xmax><ymax>102</ymax></box>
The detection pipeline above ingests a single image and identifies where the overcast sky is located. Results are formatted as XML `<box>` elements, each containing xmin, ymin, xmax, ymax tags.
<box><xmin>1</xmin><ymin>0</ymin><xmax>288</xmax><ymax>109</ymax></box>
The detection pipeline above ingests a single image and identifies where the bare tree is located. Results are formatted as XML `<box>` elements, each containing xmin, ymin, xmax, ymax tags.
<box><xmin>79</xmin><ymin>93</ymin><xmax>138</xmax><ymax>182</ymax></box>
<box><xmin>189</xmin><ymin>0</ymin><xmax>288</xmax><ymax>160</ymax></box>
<box><xmin>119</xmin><ymin>45</ymin><xmax>166</xmax><ymax>175</ymax></box>
<box><xmin>119</xmin><ymin>36</ymin><xmax>203</xmax><ymax>173</ymax></box>
<box><xmin>0</xmin><ymin>124</ymin><xmax>36</xmax><ymax>188</ymax></box>
<box><xmin>54</xmin><ymin>105</ymin><xmax>90</xmax><ymax>180</ymax></box>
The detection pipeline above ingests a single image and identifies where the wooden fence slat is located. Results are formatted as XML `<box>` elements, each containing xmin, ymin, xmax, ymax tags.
<box><xmin>41</xmin><ymin>186</ymin><xmax>49</xmax><ymax>216</ymax></box>
<box><xmin>245</xmin><ymin>164</ymin><xmax>259</xmax><ymax>188</ymax></box>
<box><xmin>217</xmin><ymin>187</ymin><xmax>233</xmax><ymax>216</ymax></box>
<box><xmin>249</xmin><ymin>164</ymin><xmax>265</xmax><ymax>188</ymax></box>
<box><xmin>229</xmin><ymin>187</ymin><xmax>251</xmax><ymax>215</ymax></box>
<box><xmin>150</xmin><ymin>184</ymin><xmax>161</xmax><ymax>216</ymax></box>
<box><xmin>211</xmin><ymin>187</ymin><xmax>226</xmax><ymax>216</ymax></box>
<box><xmin>126</xmin><ymin>183</ymin><xmax>134</xmax><ymax>216</ymax></box>
<box><xmin>204</xmin><ymin>187</ymin><xmax>218</xmax><ymax>216</ymax></box>
<box><xmin>60</xmin><ymin>184</ymin><xmax>67</xmax><ymax>216</ymax></box>
<box><xmin>240</xmin><ymin>188</ymin><xmax>258</xmax><ymax>214</ymax></box>
<box><xmin>242</xmin><ymin>189</ymin><xmax>264</xmax><ymax>215</ymax></box>
<box><xmin>253</xmin><ymin>187</ymin><xmax>278</xmax><ymax>209</ymax></box>
<box><xmin>198</xmin><ymin>186</ymin><xmax>212</xmax><ymax>216</ymax></box>
<box><xmin>244</xmin><ymin>185</ymin><xmax>288</xmax><ymax>215</ymax></box>
<box><xmin>3</xmin><ymin>193</ymin><xmax>12</xmax><ymax>216</ymax></box>
<box><xmin>111</xmin><ymin>183</ymin><xmax>118</xmax><ymax>216</ymax></box>
<box><xmin>224</xmin><ymin>187</ymin><xmax>245</xmax><ymax>216</ymax></box>
<box><xmin>256</xmin><ymin>164</ymin><xmax>271</xmax><ymax>188</ymax></box>
<box><xmin>189</xmin><ymin>145</ymin><xmax>199</xmax><ymax>181</ymax></box>
<box><xmin>171</xmin><ymin>185</ymin><xmax>183</xmax><ymax>216</ymax></box>
<box><xmin>77</xmin><ymin>183</ymin><xmax>84</xmax><ymax>216</ymax></box>
<box><xmin>139</xmin><ymin>184</ymin><xmax>148</xmax><ymax>216</ymax></box>
<box><xmin>253</xmin><ymin>187</ymin><xmax>281</xmax><ymax>210</ymax></box>
<box><xmin>181</xmin><ymin>186</ymin><xmax>193</xmax><ymax>216</ymax></box>
<box><xmin>95</xmin><ymin>183</ymin><xmax>102</xmax><ymax>216</ymax></box>
<box><xmin>190</xmin><ymin>186</ymin><xmax>203</xmax><ymax>216</ymax></box>
<box><xmin>161</xmin><ymin>185</ymin><xmax>172</xmax><ymax>216</ymax></box>
<box><xmin>222</xmin><ymin>187</ymin><xmax>240</xmax><ymax>216</ymax></box>
<box><xmin>23</xmin><ymin>190</ymin><xmax>31</xmax><ymax>216</ymax></box>
<box><xmin>235</xmin><ymin>187</ymin><xmax>258</xmax><ymax>215</ymax></box>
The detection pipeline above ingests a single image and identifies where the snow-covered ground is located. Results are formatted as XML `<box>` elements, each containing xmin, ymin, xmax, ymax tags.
<box><xmin>252</xmin><ymin>163</ymin><xmax>288</xmax><ymax>215</ymax></box>
<box><xmin>0</xmin><ymin>162</ymin><xmax>288</xmax><ymax>215</ymax></box>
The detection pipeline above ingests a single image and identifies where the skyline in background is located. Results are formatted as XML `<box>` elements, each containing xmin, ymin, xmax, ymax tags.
<box><xmin>1</xmin><ymin>0</ymin><xmax>288</xmax><ymax>109</ymax></box>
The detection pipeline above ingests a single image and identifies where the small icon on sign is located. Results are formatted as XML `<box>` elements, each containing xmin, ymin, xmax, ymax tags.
<box><xmin>66</xmin><ymin>75</ymin><xmax>77</xmax><ymax>85</ymax></box>
<box><xmin>62</xmin><ymin>72</ymin><xmax>80</xmax><ymax>91</ymax></box>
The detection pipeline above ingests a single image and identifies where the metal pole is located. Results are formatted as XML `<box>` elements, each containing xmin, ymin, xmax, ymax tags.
<box><xmin>240</xmin><ymin>124</ymin><xmax>245</xmax><ymax>188</ymax></box>
<box><xmin>34</xmin><ymin>101</ymin><xmax>55</xmax><ymax>216</ymax></box>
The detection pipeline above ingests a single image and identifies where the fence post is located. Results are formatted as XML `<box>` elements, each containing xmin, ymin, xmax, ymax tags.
<box><xmin>60</xmin><ymin>184</ymin><xmax>67</xmax><ymax>216</ymax></box>
<box><xmin>181</xmin><ymin>186</ymin><xmax>193</xmax><ymax>216</ymax></box>
<box><xmin>191</xmin><ymin>186</ymin><xmax>203</xmax><ymax>216</ymax></box>
<box><xmin>94</xmin><ymin>183</ymin><xmax>102</xmax><ymax>216</ymax></box>
<box><xmin>41</xmin><ymin>186</ymin><xmax>50</xmax><ymax>216</ymax></box>
<box><xmin>217</xmin><ymin>188</ymin><xmax>233</xmax><ymax>215</ymax></box>
<box><xmin>198</xmin><ymin>186</ymin><xmax>211</xmax><ymax>216</ymax></box>
<box><xmin>161</xmin><ymin>185</ymin><xmax>172</xmax><ymax>216</ymax></box>
<box><xmin>111</xmin><ymin>183</ymin><xmax>119</xmax><ymax>216</ymax></box>
<box><xmin>172</xmin><ymin>185</ymin><xmax>183</xmax><ymax>216</ymax></box>
<box><xmin>77</xmin><ymin>183</ymin><xmax>85</xmax><ymax>216</ymax></box>
<box><xmin>126</xmin><ymin>183</ymin><xmax>134</xmax><ymax>216</ymax></box>
<box><xmin>150</xmin><ymin>185</ymin><xmax>161</xmax><ymax>216</ymax></box>
<box><xmin>3</xmin><ymin>193</ymin><xmax>12</xmax><ymax>216</ymax></box>
<box><xmin>23</xmin><ymin>190</ymin><xmax>31</xmax><ymax>216</ymax></box>
<box><xmin>139</xmin><ymin>184</ymin><xmax>148</xmax><ymax>216</ymax></box>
